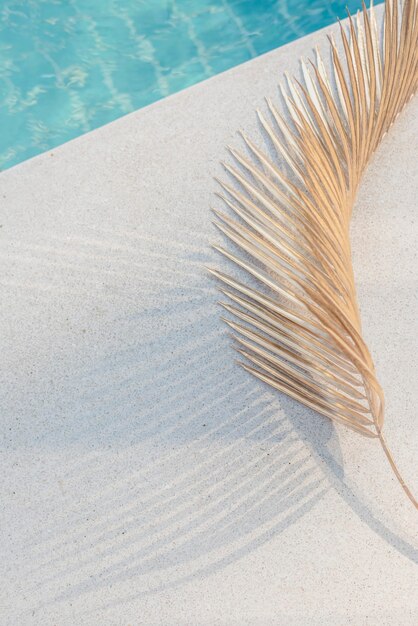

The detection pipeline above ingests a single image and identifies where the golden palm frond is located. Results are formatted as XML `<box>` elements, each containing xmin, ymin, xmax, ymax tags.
<box><xmin>209</xmin><ymin>0</ymin><xmax>418</xmax><ymax>508</ymax></box>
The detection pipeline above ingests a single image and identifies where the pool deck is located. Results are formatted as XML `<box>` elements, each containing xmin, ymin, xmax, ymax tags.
<box><xmin>1</xmin><ymin>8</ymin><xmax>418</xmax><ymax>625</ymax></box>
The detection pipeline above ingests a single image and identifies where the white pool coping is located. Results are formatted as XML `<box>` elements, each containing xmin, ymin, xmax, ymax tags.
<box><xmin>1</xmin><ymin>7</ymin><xmax>418</xmax><ymax>625</ymax></box>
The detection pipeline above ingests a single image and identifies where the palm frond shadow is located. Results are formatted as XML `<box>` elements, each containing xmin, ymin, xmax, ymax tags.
<box><xmin>23</xmin><ymin>281</ymin><xmax>329</xmax><ymax>611</ymax></box>
<box><xmin>25</xmin><ymin>268</ymin><xmax>417</xmax><ymax>618</ymax></box>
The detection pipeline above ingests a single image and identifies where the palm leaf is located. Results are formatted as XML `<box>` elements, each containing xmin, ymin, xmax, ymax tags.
<box><xmin>209</xmin><ymin>0</ymin><xmax>418</xmax><ymax>508</ymax></box>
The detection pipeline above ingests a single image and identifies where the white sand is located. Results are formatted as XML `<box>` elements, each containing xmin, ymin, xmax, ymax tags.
<box><xmin>1</xmin><ymin>11</ymin><xmax>417</xmax><ymax>625</ymax></box>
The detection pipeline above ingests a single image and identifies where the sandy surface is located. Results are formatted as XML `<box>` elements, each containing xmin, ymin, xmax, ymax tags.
<box><xmin>1</xmin><ymin>10</ymin><xmax>417</xmax><ymax>626</ymax></box>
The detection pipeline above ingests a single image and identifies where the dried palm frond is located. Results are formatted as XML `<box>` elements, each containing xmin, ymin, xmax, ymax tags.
<box><xmin>209</xmin><ymin>0</ymin><xmax>418</xmax><ymax>508</ymax></box>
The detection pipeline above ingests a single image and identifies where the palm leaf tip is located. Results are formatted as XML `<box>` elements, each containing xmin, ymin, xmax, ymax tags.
<box><xmin>209</xmin><ymin>0</ymin><xmax>418</xmax><ymax>508</ymax></box>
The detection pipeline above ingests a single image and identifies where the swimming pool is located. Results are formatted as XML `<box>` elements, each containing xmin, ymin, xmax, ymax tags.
<box><xmin>0</xmin><ymin>0</ymin><xmax>380</xmax><ymax>170</ymax></box>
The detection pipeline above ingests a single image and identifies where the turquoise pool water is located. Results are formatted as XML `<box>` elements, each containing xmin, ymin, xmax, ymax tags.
<box><xmin>0</xmin><ymin>0</ymin><xmax>378</xmax><ymax>170</ymax></box>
